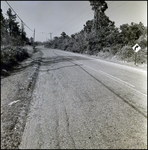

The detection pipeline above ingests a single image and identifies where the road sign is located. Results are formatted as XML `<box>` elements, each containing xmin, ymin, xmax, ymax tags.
<box><xmin>132</xmin><ymin>44</ymin><xmax>141</xmax><ymax>53</ymax></box>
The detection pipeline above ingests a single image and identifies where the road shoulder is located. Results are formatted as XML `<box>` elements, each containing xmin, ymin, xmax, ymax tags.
<box><xmin>1</xmin><ymin>47</ymin><xmax>43</xmax><ymax>149</ymax></box>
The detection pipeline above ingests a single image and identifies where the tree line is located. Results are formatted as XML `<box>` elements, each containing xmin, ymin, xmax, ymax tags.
<box><xmin>1</xmin><ymin>8</ymin><xmax>33</xmax><ymax>47</ymax></box>
<box><xmin>1</xmin><ymin>8</ymin><xmax>35</xmax><ymax>76</ymax></box>
<box><xmin>45</xmin><ymin>1</ymin><xmax>147</xmax><ymax>63</ymax></box>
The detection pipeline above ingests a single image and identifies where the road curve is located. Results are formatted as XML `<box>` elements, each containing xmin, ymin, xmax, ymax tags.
<box><xmin>19</xmin><ymin>47</ymin><xmax>147</xmax><ymax>149</ymax></box>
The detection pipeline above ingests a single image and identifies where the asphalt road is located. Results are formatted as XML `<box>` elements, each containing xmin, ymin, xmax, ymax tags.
<box><xmin>19</xmin><ymin>46</ymin><xmax>147</xmax><ymax>149</ymax></box>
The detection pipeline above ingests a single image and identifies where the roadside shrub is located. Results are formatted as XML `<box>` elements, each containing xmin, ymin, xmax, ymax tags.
<box><xmin>1</xmin><ymin>46</ymin><xmax>30</xmax><ymax>75</ymax></box>
<box><xmin>15</xmin><ymin>50</ymin><xmax>23</xmax><ymax>61</ymax></box>
<box><xmin>1</xmin><ymin>47</ymin><xmax>18</xmax><ymax>71</ymax></box>
<box><xmin>136</xmin><ymin>47</ymin><xmax>147</xmax><ymax>64</ymax></box>
<box><xmin>110</xmin><ymin>44</ymin><xmax>121</xmax><ymax>55</ymax></box>
<box><xmin>120</xmin><ymin>45</ymin><xmax>134</xmax><ymax>61</ymax></box>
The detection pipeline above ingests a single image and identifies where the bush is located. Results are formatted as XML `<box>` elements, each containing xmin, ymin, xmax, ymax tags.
<box><xmin>119</xmin><ymin>45</ymin><xmax>147</xmax><ymax>64</ymax></box>
<box><xmin>110</xmin><ymin>44</ymin><xmax>121</xmax><ymax>55</ymax></box>
<box><xmin>1</xmin><ymin>47</ymin><xmax>17</xmax><ymax>71</ymax></box>
<box><xmin>136</xmin><ymin>47</ymin><xmax>147</xmax><ymax>64</ymax></box>
<box><xmin>120</xmin><ymin>45</ymin><xmax>134</xmax><ymax>61</ymax></box>
<box><xmin>1</xmin><ymin>46</ymin><xmax>30</xmax><ymax>75</ymax></box>
<box><xmin>15</xmin><ymin>48</ymin><xmax>29</xmax><ymax>62</ymax></box>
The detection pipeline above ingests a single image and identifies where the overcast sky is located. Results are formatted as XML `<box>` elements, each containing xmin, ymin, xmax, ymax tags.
<box><xmin>1</xmin><ymin>1</ymin><xmax>147</xmax><ymax>42</ymax></box>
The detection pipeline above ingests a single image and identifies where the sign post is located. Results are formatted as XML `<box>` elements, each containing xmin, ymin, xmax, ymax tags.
<box><xmin>132</xmin><ymin>44</ymin><xmax>141</xmax><ymax>65</ymax></box>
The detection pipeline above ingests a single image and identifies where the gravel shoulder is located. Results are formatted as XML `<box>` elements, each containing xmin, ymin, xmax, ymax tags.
<box><xmin>1</xmin><ymin>46</ymin><xmax>43</xmax><ymax>149</ymax></box>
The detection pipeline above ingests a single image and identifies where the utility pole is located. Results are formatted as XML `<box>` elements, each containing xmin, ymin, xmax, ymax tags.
<box><xmin>21</xmin><ymin>20</ymin><xmax>24</xmax><ymax>45</ymax></box>
<box><xmin>33</xmin><ymin>29</ymin><xmax>35</xmax><ymax>48</ymax></box>
<box><xmin>21</xmin><ymin>20</ymin><xmax>23</xmax><ymax>36</ymax></box>
<box><xmin>49</xmin><ymin>33</ymin><xmax>52</xmax><ymax>40</ymax></box>
<box><xmin>33</xmin><ymin>29</ymin><xmax>35</xmax><ymax>42</ymax></box>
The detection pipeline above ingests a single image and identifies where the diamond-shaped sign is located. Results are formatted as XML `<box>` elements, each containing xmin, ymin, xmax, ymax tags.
<box><xmin>132</xmin><ymin>44</ymin><xmax>141</xmax><ymax>53</ymax></box>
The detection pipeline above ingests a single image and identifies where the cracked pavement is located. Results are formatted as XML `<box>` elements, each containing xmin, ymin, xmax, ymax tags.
<box><xmin>19</xmin><ymin>46</ymin><xmax>147</xmax><ymax>149</ymax></box>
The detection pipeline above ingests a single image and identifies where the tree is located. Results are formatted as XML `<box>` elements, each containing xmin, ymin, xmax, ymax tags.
<box><xmin>83</xmin><ymin>20</ymin><xmax>93</xmax><ymax>33</ymax></box>
<box><xmin>86</xmin><ymin>1</ymin><xmax>119</xmax><ymax>53</ymax></box>
<box><xmin>89</xmin><ymin>1</ymin><xmax>108</xmax><ymax>12</ymax></box>
<box><xmin>61</xmin><ymin>32</ymin><xmax>67</xmax><ymax>39</ymax></box>
<box><xmin>1</xmin><ymin>9</ymin><xmax>8</xmax><ymax>43</ymax></box>
<box><xmin>89</xmin><ymin>1</ymin><xmax>108</xmax><ymax>31</ymax></box>
<box><xmin>6</xmin><ymin>8</ymin><xmax>19</xmax><ymax>36</ymax></box>
<box><xmin>1</xmin><ymin>9</ymin><xmax>6</xmax><ymax>46</ymax></box>
<box><xmin>1</xmin><ymin>8</ymin><xmax>29</xmax><ymax>47</ymax></box>
<box><xmin>120</xmin><ymin>22</ymin><xmax>146</xmax><ymax>45</ymax></box>
<box><xmin>1</xmin><ymin>9</ymin><xmax>5</xmax><ymax>31</ymax></box>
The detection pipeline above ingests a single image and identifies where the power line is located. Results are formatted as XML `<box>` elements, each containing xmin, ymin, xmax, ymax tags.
<box><xmin>61</xmin><ymin>11</ymin><xmax>93</xmax><ymax>31</ymax></box>
<box><xmin>53</xmin><ymin>2</ymin><xmax>116</xmax><ymax>34</ymax></box>
<box><xmin>53</xmin><ymin>5</ymin><xmax>91</xmax><ymax>33</ymax></box>
<box><xmin>54</xmin><ymin>10</ymin><xmax>93</xmax><ymax>34</ymax></box>
<box><xmin>66</xmin><ymin>5</ymin><xmax>90</xmax><ymax>24</ymax></box>
<box><xmin>59</xmin><ymin>1</ymin><xmax>128</xmax><ymax>35</ymax></box>
<box><xmin>62</xmin><ymin>2</ymin><xmax>129</xmax><ymax>33</ymax></box>
<box><xmin>5</xmin><ymin>1</ymin><xmax>34</xmax><ymax>32</ymax></box>
<box><xmin>23</xmin><ymin>22</ymin><xmax>34</xmax><ymax>32</ymax></box>
<box><xmin>63</xmin><ymin>13</ymin><xmax>93</xmax><ymax>33</ymax></box>
<box><xmin>107</xmin><ymin>1</ymin><xmax>128</xmax><ymax>13</ymax></box>
<box><xmin>108</xmin><ymin>1</ymin><xmax>114</xmax><ymax>5</ymax></box>
<box><xmin>4</xmin><ymin>1</ymin><xmax>49</xmax><ymax>36</ymax></box>
<box><xmin>54</xmin><ymin>2</ymin><xmax>127</xmax><ymax>38</ymax></box>
<box><xmin>4</xmin><ymin>1</ymin><xmax>128</xmax><ymax>41</ymax></box>
<box><xmin>42</xmin><ymin>1</ymin><xmax>129</xmax><ymax>40</ymax></box>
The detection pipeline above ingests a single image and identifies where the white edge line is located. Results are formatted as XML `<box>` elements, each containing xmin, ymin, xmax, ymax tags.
<box><xmin>84</xmin><ymin>65</ymin><xmax>134</xmax><ymax>87</ymax></box>
<box><xmin>53</xmin><ymin>51</ymin><xmax>147</xmax><ymax>97</ymax></box>
<box><xmin>98</xmin><ymin>69</ymin><xmax>135</xmax><ymax>88</ymax></box>
<box><xmin>83</xmin><ymin>65</ymin><xmax>147</xmax><ymax>97</ymax></box>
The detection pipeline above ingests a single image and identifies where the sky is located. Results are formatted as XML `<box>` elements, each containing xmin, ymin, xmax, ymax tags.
<box><xmin>1</xmin><ymin>1</ymin><xmax>147</xmax><ymax>42</ymax></box>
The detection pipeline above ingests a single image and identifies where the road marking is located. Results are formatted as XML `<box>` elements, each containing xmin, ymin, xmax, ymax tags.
<box><xmin>53</xmin><ymin>50</ymin><xmax>147</xmax><ymax>97</ymax></box>
<box><xmin>98</xmin><ymin>70</ymin><xmax>146</xmax><ymax>97</ymax></box>
<box><xmin>98</xmin><ymin>69</ymin><xmax>135</xmax><ymax>88</ymax></box>
<box><xmin>84</xmin><ymin>65</ymin><xmax>134</xmax><ymax>87</ymax></box>
<box><xmin>79</xmin><ymin>64</ymin><xmax>146</xmax><ymax>97</ymax></box>
<box><xmin>125</xmin><ymin>84</ymin><xmax>147</xmax><ymax>97</ymax></box>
